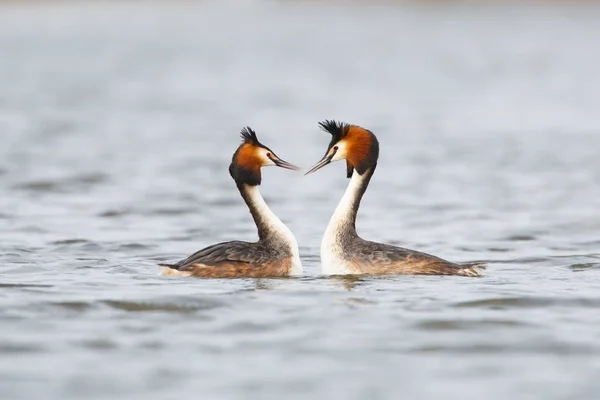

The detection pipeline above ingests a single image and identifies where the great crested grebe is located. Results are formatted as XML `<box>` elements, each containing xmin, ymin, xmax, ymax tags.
<box><xmin>305</xmin><ymin>120</ymin><xmax>485</xmax><ymax>277</ymax></box>
<box><xmin>160</xmin><ymin>127</ymin><xmax>302</xmax><ymax>278</ymax></box>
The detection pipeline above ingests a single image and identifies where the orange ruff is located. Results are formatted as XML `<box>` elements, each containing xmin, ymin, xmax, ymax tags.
<box><xmin>344</xmin><ymin>126</ymin><xmax>373</xmax><ymax>170</ymax></box>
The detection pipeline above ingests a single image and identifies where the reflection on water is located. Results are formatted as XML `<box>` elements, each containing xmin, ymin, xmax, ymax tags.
<box><xmin>1</xmin><ymin>1</ymin><xmax>600</xmax><ymax>399</ymax></box>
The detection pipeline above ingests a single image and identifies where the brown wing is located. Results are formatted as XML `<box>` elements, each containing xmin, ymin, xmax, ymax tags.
<box><xmin>348</xmin><ymin>240</ymin><xmax>485</xmax><ymax>277</ymax></box>
<box><xmin>160</xmin><ymin>241</ymin><xmax>291</xmax><ymax>278</ymax></box>
<box><xmin>166</xmin><ymin>241</ymin><xmax>270</xmax><ymax>268</ymax></box>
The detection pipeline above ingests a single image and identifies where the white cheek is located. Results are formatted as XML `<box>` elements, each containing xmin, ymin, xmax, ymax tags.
<box><xmin>260</xmin><ymin>150</ymin><xmax>276</xmax><ymax>166</ymax></box>
<box><xmin>331</xmin><ymin>143</ymin><xmax>347</xmax><ymax>161</ymax></box>
<box><xmin>331</xmin><ymin>152</ymin><xmax>344</xmax><ymax>162</ymax></box>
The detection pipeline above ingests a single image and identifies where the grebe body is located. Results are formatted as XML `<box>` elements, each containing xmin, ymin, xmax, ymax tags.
<box><xmin>160</xmin><ymin>127</ymin><xmax>302</xmax><ymax>278</ymax></box>
<box><xmin>306</xmin><ymin>120</ymin><xmax>485</xmax><ymax>277</ymax></box>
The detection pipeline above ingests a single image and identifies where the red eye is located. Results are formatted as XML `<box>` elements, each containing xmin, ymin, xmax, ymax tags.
<box><xmin>266</xmin><ymin>152</ymin><xmax>271</xmax><ymax>158</ymax></box>
<box><xmin>333</xmin><ymin>145</ymin><xmax>338</xmax><ymax>151</ymax></box>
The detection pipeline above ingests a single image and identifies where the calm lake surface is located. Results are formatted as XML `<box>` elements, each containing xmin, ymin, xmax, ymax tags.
<box><xmin>1</xmin><ymin>1</ymin><xmax>600</xmax><ymax>399</ymax></box>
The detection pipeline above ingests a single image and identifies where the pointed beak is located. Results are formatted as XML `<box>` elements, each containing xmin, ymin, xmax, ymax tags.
<box><xmin>272</xmin><ymin>157</ymin><xmax>300</xmax><ymax>171</ymax></box>
<box><xmin>304</xmin><ymin>153</ymin><xmax>334</xmax><ymax>175</ymax></box>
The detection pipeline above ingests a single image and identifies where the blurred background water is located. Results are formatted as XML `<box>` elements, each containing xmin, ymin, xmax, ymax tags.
<box><xmin>1</xmin><ymin>1</ymin><xmax>600</xmax><ymax>399</ymax></box>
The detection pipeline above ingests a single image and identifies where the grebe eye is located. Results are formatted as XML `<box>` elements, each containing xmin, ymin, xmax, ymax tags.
<box><xmin>266</xmin><ymin>152</ymin><xmax>271</xmax><ymax>158</ymax></box>
<box><xmin>333</xmin><ymin>145</ymin><xmax>338</xmax><ymax>151</ymax></box>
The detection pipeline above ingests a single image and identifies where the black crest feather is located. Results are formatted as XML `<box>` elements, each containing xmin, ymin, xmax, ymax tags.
<box><xmin>318</xmin><ymin>120</ymin><xmax>350</xmax><ymax>142</ymax></box>
<box><xmin>240</xmin><ymin>126</ymin><xmax>259</xmax><ymax>145</ymax></box>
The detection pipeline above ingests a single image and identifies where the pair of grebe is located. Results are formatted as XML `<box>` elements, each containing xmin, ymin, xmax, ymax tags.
<box><xmin>160</xmin><ymin>121</ymin><xmax>485</xmax><ymax>278</ymax></box>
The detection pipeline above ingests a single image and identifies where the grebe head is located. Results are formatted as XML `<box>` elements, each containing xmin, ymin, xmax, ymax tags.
<box><xmin>229</xmin><ymin>126</ymin><xmax>299</xmax><ymax>186</ymax></box>
<box><xmin>305</xmin><ymin>120</ymin><xmax>379</xmax><ymax>178</ymax></box>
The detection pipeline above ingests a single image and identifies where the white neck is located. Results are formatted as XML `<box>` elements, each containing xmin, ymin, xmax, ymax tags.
<box><xmin>321</xmin><ymin>172</ymin><xmax>367</xmax><ymax>274</ymax></box>
<box><xmin>244</xmin><ymin>185</ymin><xmax>302</xmax><ymax>276</ymax></box>
<box><xmin>329</xmin><ymin>172</ymin><xmax>365</xmax><ymax>230</ymax></box>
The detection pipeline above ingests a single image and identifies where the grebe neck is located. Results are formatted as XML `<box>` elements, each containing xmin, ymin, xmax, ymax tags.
<box><xmin>325</xmin><ymin>166</ymin><xmax>375</xmax><ymax>238</ymax></box>
<box><xmin>238</xmin><ymin>183</ymin><xmax>302</xmax><ymax>275</ymax></box>
<box><xmin>238</xmin><ymin>183</ymin><xmax>292</xmax><ymax>242</ymax></box>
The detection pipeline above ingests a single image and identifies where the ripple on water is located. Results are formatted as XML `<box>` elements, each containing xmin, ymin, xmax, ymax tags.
<box><xmin>342</xmin><ymin>297</ymin><xmax>378</xmax><ymax>308</ymax></box>
<box><xmin>569</xmin><ymin>262</ymin><xmax>600</xmax><ymax>271</ymax></box>
<box><xmin>503</xmin><ymin>234</ymin><xmax>537</xmax><ymax>241</ymax></box>
<box><xmin>206</xmin><ymin>197</ymin><xmax>239</xmax><ymax>207</ymax></box>
<box><xmin>51</xmin><ymin>301</ymin><xmax>94</xmax><ymax>312</ymax></box>
<box><xmin>141</xmin><ymin>207</ymin><xmax>197</xmax><ymax>216</ymax></box>
<box><xmin>50</xmin><ymin>240</ymin><xmax>104</xmax><ymax>253</ymax></box>
<box><xmin>12</xmin><ymin>172</ymin><xmax>108</xmax><ymax>193</ymax></box>
<box><xmin>79</xmin><ymin>338</ymin><xmax>119</xmax><ymax>350</ymax></box>
<box><xmin>50</xmin><ymin>239</ymin><xmax>90</xmax><ymax>245</ymax></box>
<box><xmin>98</xmin><ymin>209</ymin><xmax>131</xmax><ymax>218</ymax></box>
<box><xmin>491</xmin><ymin>256</ymin><xmax>551</xmax><ymax>264</ymax></box>
<box><xmin>0</xmin><ymin>283</ymin><xmax>54</xmax><ymax>289</ymax></box>
<box><xmin>487</xmin><ymin>247</ymin><xmax>512</xmax><ymax>252</ymax></box>
<box><xmin>410</xmin><ymin>342</ymin><xmax>599</xmax><ymax>355</ymax></box>
<box><xmin>12</xmin><ymin>180</ymin><xmax>59</xmax><ymax>192</ymax></box>
<box><xmin>0</xmin><ymin>342</ymin><xmax>46</xmax><ymax>354</ymax></box>
<box><xmin>214</xmin><ymin>321</ymin><xmax>274</xmax><ymax>334</ymax></box>
<box><xmin>101</xmin><ymin>298</ymin><xmax>224</xmax><ymax>313</ymax></box>
<box><xmin>416</xmin><ymin>319</ymin><xmax>532</xmax><ymax>331</ymax></box>
<box><xmin>454</xmin><ymin>297</ymin><xmax>600</xmax><ymax>309</ymax></box>
<box><xmin>115</xmin><ymin>243</ymin><xmax>154</xmax><ymax>252</ymax></box>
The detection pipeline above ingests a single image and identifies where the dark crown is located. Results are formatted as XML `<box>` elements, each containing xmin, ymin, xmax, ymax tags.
<box><xmin>318</xmin><ymin>120</ymin><xmax>351</xmax><ymax>142</ymax></box>
<box><xmin>240</xmin><ymin>127</ymin><xmax>261</xmax><ymax>146</ymax></box>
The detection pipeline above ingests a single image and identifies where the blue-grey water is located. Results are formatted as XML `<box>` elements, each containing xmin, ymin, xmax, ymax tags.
<box><xmin>1</xmin><ymin>1</ymin><xmax>600</xmax><ymax>399</ymax></box>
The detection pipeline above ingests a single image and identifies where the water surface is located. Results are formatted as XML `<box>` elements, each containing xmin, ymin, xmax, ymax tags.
<box><xmin>1</xmin><ymin>2</ymin><xmax>600</xmax><ymax>399</ymax></box>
